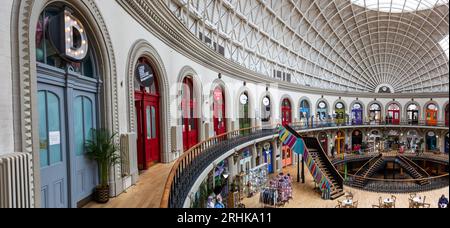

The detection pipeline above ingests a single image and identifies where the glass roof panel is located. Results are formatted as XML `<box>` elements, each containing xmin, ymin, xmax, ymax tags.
<box><xmin>351</xmin><ymin>0</ymin><xmax>448</xmax><ymax>13</ymax></box>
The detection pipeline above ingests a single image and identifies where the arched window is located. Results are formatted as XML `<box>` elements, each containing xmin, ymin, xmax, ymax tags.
<box><xmin>239</xmin><ymin>92</ymin><xmax>251</xmax><ymax>129</ymax></box>
<box><xmin>426</xmin><ymin>103</ymin><xmax>439</xmax><ymax>126</ymax></box>
<box><xmin>281</xmin><ymin>98</ymin><xmax>292</xmax><ymax>126</ymax></box>
<box><xmin>352</xmin><ymin>103</ymin><xmax>363</xmax><ymax>125</ymax></box>
<box><xmin>261</xmin><ymin>96</ymin><xmax>271</xmax><ymax>123</ymax></box>
<box><xmin>335</xmin><ymin>102</ymin><xmax>346</xmax><ymax>125</ymax></box>
<box><xmin>407</xmin><ymin>104</ymin><xmax>419</xmax><ymax>125</ymax></box>
<box><xmin>317</xmin><ymin>101</ymin><xmax>328</xmax><ymax>122</ymax></box>
<box><xmin>369</xmin><ymin>103</ymin><xmax>382</xmax><ymax>124</ymax></box>
<box><xmin>387</xmin><ymin>103</ymin><xmax>400</xmax><ymax>125</ymax></box>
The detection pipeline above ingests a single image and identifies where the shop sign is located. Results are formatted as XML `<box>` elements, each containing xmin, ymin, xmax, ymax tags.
<box><xmin>319</xmin><ymin>102</ymin><xmax>326</xmax><ymax>109</ymax></box>
<box><xmin>240</xmin><ymin>94</ymin><xmax>248</xmax><ymax>105</ymax></box>
<box><xmin>48</xmin><ymin>9</ymin><xmax>89</xmax><ymax>61</ymax></box>
<box><xmin>135</xmin><ymin>63</ymin><xmax>154</xmax><ymax>87</ymax></box>
<box><xmin>263</xmin><ymin>97</ymin><xmax>270</xmax><ymax>107</ymax></box>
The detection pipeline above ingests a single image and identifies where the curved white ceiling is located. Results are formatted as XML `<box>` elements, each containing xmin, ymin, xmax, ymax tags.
<box><xmin>166</xmin><ymin>0</ymin><xmax>449</xmax><ymax>93</ymax></box>
<box><xmin>351</xmin><ymin>0</ymin><xmax>449</xmax><ymax>13</ymax></box>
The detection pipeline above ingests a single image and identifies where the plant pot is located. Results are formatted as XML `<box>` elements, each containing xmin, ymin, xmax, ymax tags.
<box><xmin>94</xmin><ymin>186</ymin><xmax>110</xmax><ymax>204</ymax></box>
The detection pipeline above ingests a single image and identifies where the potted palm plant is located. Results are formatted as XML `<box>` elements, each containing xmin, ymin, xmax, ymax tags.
<box><xmin>85</xmin><ymin>129</ymin><xmax>121</xmax><ymax>204</ymax></box>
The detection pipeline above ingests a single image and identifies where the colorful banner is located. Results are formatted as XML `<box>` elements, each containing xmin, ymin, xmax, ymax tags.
<box><xmin>278</xmin><ymin>126</ymin><xmax>332</xmax><ymax>195</ymax></box>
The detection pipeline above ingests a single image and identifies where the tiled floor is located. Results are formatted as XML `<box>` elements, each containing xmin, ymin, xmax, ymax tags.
<box><xmin>84</xmin><ymin>162</ymin><xmax>174</xmax><ymax>208</ymax></box>
<box><xmin>241</xmin><ymin>165</ymin><xmax>449</xmax><ymax>208</ymax></box>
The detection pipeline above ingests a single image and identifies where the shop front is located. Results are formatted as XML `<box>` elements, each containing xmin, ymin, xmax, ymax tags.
<box><xmin>239</xmin><ymin>92</ymin><xmax>251</xmax><ymax>130</ymax></box>
<box><xmin>182</xmin><ymin>77</ymin><xmax>199</xmax><ymax>151</ymax></box>
<box><xmin>407</xmin><ymin>103</ymin><xmax>419</xmax><ymax>125</ymax></box>
<box><xmin>445</xmin><ymin>104</ymin><xmax>449</xmax><ymax>127</ymax></box>
<box><xmin>387</xmin><ymin>103</ymin><xmax>400</xmax><ymax>125</ymax></box>
<box><xmin>282</xmin><ymin>146</ymin><xmax>293</xmax><ymax>168</ymax></box>
<box><xmin>426</xmin><ymin>103</ymin><xmax>439</xmax><ymax>126</ymax></box>
<box><xmin>369</xmin><ymin>103</ymin><xmax>382</xmax><ymax>125</ymax></box>
<box><xmin>318</xmin><ymin>132</ymin><xmax>328</xmax><ymax>154</ymax></box>
<box><xmin>36</xmin><ymin>4</ymin><xmax>102</xmax><ymax>208</ymax></box>
<box><xmin>213</xmin><ymin>86</ymin><xmax>227</xmax><ymax>136</ymax></box>
<box><xmin>335</xmin><ymin>102</ymin><xmax>346</xmax><ymax>125</ymax></box>
<box><xmin>426</xmin><ymin>131</ymin><xmax>438</xmax><ymax>151</ymax></box>
<box><xmin>445</xmin><ymin>133</ymin><xmax>449</xmax><ymax>154</ymax></box>
<box><xmin>317</xmin><ymin>101</ymin><xmax>328</xmax><ymax>125</ymax></box>
<box><xmin>281</xmin><ymin>99</ymin><xmax>292</xmax><ymax>126</ymax></box>
<box><xmin>335</xmin><ymin>131</ymin><xmax>346</xmax><ymax>155</ymax></box>
<box><xmin>263</xmin><ymin>142</ymin><xmax>274</xmax><ymax>174</ymax></box>
<box><xmin>299</xmin><ymin>99</ymin><xmax>311</xmax><ymax>126</ymax></box>
<box><xmin>352</xmin><ymin>130</ymin><xmax>363</xmax><ymax>152</ymax></box>
<box><xmin>261</xmin><ymin>95</ymin><xmax>272</xmax><ymax>127</ymax></box>
<box><xmin>352</xmin><ymin>103</ymin><xmax>363</xmax><ymax>125</ymax></box>
<box><xmin>135</xmin><ymin>58</ymin><xmax>161</xmax><ymax>170</ymax></box>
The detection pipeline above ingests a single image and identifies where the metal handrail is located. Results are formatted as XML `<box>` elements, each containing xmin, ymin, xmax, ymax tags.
<box><xmin>160</xmin><ymin>126</ymin><xmax>276</xmax><ymax>208</ymax></box>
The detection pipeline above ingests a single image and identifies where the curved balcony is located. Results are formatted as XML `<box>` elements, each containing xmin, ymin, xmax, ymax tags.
<box><xmin>160</xmin><ymin>121</ymin><xmax>449</xmax><ymax>208</ymax></box>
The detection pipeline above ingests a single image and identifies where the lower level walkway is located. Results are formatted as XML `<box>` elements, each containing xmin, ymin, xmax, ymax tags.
<box><xmin>85</xmin><ymin>163</ymin><xmax>174</xmax><ymax>208</ymax></box>
<box><xmin>242</xmin><ymin>165</ymin><xmax>448</xmax><ymax>208</ymax></box>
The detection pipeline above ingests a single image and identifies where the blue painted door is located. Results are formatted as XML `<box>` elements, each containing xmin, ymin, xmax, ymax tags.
<box><xmin>72</xmin><ymin>91</ymin><xmax>98</xmax><ymax>203</ymax></box>
<box><xmin>264</xmin><ymin>147</ymin><xmax>273</xmax><ymax>173</ymax></box>
<box><xmin>38</xmin><ymin>85</ymin><xmax>68</xmax><ymax>208</ymax></box>
<box><xmin>352</xmin><ymin>109</ymin><xmax>363</xmax><ymax>125</ymax></box>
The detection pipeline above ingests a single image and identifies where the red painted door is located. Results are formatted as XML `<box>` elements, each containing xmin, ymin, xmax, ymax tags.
<box><xmin>388</xmin><ymin>110</ymin><xmax>400</xmax><ymax>125</ymax></box>
<box><xmin>427</xmin><ymin>110</ymin><xmax>438</xmax><ymax>126</ymax></box>
<box><xmin>182</xmin><ymin>78</ymin><xmax>198</xmax><ymax>151</ymax></box>
<box><xmin>135</xmin><ymin>91</ymin><xmax>160</xmax><ymax>170</ymax></box>
<box><xmin>282</xmin><ymin>99</ymin><xmax>292</xmax><ymax>126</ymax></box>
<box><xmin>213</xmin><ymin>87</ymin><xmax>226</xmax><ymax>136</ymax></box>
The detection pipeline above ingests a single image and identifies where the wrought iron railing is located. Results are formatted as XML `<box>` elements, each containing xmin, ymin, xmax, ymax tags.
<box><xmin>342</xmin><ymin>173</ymin><xmax>449</xmax><ymax>194</ymax></box>
<box><xmin>160</xmin><ymin>126</ymin><xmax>277</xmax><ymax>208</ymax></box>
<box><xmin>290</xmin><ymin>120</ymin><xmax>448</xmax><ymax>130</ymax></box>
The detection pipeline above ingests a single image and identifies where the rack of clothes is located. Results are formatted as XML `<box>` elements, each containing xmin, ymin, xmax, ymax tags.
<box><xmin>259</xmin><ymin>188</ymin><xmax>278</xmax><ymax>207</ymax></box>
<box><xmin>260</xmin><ymin>173</ymin><xmax>293</xmax><ymax>207</ymax></box>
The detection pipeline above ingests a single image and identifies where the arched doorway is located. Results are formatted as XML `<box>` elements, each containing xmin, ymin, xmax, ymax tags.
<box><xmin>281</xmin><ymin>98</ymin><xmax>292</xmax><ymax>126</ymax></box>
<box><xmin>317</xmin><ymin>101</ymin><xmax>328</xmax><ymax>125</ymax></box>
<box><xmin>387</xmin><ymin>103</ymin><xmax>400</xmax><ymax>125</ymax></box>
<box><xmin>445</xmin><ymin>104</ymin><xmax>449</xmax><ymax>127</ymax></box>
<box><xmin>36</xmin><ymin>4</ymin><xmax>100</xmax><ymax>208</ymax></box>
<box><xmin>369</xmin><ymin>103</ymin><xmax>382</xmax><ymax>125</ymax></box>
<box><xmin>445</xmin><ymin>133</ymin><xmax>449</xmax><ymax>154</ymax></box>
<box><xmin>299</xmin><ymin>99</ymin><xmax>310</xmax><ymax>126</ymax></box>
<box><xmin>213</xmin><ymin>86</ymin><xmax>226</xmax><ymax>136</ymax></box>
<box><xmin>282</xmin><ymin>147</ymin><xmax>293</xmax><ymax>168</ymax></box>
<box><xmin>335</xmin><ymin>102</ymin><xmax>346</xmax><ymax>125</ymax></box>
<box><xmin>352</xmin><ymin>130</ymin><xmax>363</xmax><ymax>152</ymax></box>
<box><xmin>239</xmin><ymin>92</ymin><xmax>251</xmax><ymax>129</ymax></box>
<box><xmin>318</xmin><ymin>132</ymin><xmax>328</xmax><ymax>154</ymax></box>
<box><xmin>407</xmin><ymin>103</ymin><xmax>419</xmax><ymax>125</ymax></box>
<box><xmin>352</xmin><ymin>103</ymin><xmax>363</xmax><ymax>125</ymax></box>
<box><xmin>261</xmin><ymin>95</ymin><xmax>272</xmax><ymax>126</ymax></box>
<box><xmin>181</xmin><ymin>77</ymin><xmax>198</xmax><ymax>151</ymax></box>
<box><xmin>135</xmin><ymin>57</ymin><xmax>160</xmax><ymax>170</ymax></box>
<box><xmin>426</xmin><ymin>103</ymin><xmax>438</xmax><ymax>126</ymax></box>
<box><xmin>335</xmin><ymin>131</ymin><xmax>346</xmax><ymax>155</ymax></box>
<box><xmin>426</xmin><ymin>131</ymin><xmax>437</xmax><ymax>151</ymax></box>
<box><xmin>263</xmin><ymin>142</ymin><xmax>274</xmax><ymax>174</ymax></box>
<box><xmin>406</xmin><ymin>130</ymin><xmax>420</xmax><ymax>151</ymax></box>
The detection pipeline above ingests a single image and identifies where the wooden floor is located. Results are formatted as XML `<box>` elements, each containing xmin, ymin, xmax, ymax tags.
<box><xmin>84</xmin><ymin>162</ymin><xmax>174</xmax><ymax>208</ymax></box>
<box><xmin>242</xmin><ymin>165</ymin><xmax>449</xmax><ymax>208</ymax></box>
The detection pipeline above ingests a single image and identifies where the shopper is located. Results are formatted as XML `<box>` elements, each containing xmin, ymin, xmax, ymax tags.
<box><xmin>331</xmin><ymin>145</ymin><xmax>335</xmax><ymax>158</ymax></box>
<box><xmin>438</xmin><ymin>195</ymin><xmax>448</xmax><ymax>208</ymax></box>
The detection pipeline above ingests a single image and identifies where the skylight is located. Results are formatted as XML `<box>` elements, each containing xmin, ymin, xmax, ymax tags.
<box><xmin>351</xmin><ymin>0</ymin><xmax>448</xmax><ymax>13</ymax></box>
<box><xmin>439</xmin><ymin>35</ymin><xmax>449</xmax><ymax>60</ymax></box>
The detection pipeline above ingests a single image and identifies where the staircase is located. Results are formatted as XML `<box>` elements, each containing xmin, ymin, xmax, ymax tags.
<box><xmin>285</xmin><ymin>125</ymin><xmax>344</xmax><ymax>199</ymax></box>
<box><xmin>397</xmin><ymin>155</ymin><xmax>431</xmax><ymax>186</ymax></box>
<box><xmin>353</xmin><ymin>155</ymin><xmax>385</xmax><ymax>188</ymax></box>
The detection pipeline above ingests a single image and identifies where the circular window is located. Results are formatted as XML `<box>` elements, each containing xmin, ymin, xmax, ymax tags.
<box><xmin>336</xmin><ymin>103</ymin><xmax>344</xmax><ymax>109</ymax></box>
<box><xmin>353</xmin><ymin>103</ymin><xmax>361</xmax><ymax>109</ymax></box>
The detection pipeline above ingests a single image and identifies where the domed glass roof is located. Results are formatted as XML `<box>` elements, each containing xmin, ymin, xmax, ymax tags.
<box><xmin>167</xmin><ymin>0</ymin><xmax>449</xmax><ymax>93</ymax></box>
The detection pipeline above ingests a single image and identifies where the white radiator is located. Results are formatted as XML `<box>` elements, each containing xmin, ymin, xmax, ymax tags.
<box><xmin>0</xmin><ymin>153</ymin><xmax>34</xmax><ymax>208</ymax></box>
<box><xmin>120</xmin><ymin>133</ymin><xmax>138</xmax><ymax>189</ymax></box>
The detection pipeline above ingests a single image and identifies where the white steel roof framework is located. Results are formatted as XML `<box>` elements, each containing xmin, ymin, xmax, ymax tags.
<box><xmin>166</xmin><ymin>0</ymin><xmax>449</xmax><ymax>93</ymax></box>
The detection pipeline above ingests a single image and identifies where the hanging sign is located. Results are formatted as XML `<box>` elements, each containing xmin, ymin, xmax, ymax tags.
<box><xmin>48</xmin><ymin>9</ymin><xmax>89</xmax><ymax>61</ymax></box>
<box><xmin>240</xmin><ymin>94</ymin><xmax>248</xmax><ymax>105</ymax></box>
<box><xmin>135</xmin><ymin>63</ymin><xmax>154</xmax><ymax>87</ymax></box>
<box><xmin>263</xmin><ymin>97</ymin><xmax>270</xmax><ymax>107</ymax></box>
